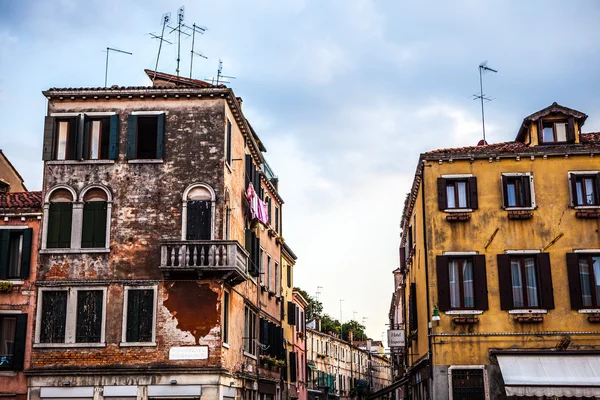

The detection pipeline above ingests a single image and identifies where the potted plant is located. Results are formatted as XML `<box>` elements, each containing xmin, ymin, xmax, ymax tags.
<box><xmin>0</xmin><ymin>281</ymin><xmax>13</xmax><ymax>293</ymax></box>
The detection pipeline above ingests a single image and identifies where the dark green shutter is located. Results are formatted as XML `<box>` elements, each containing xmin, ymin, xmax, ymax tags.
<box><xmin>156</xmin><ymin>113</ymin><xmax>165</xmax><ymax>159</ymax></box>
<box><xmin>76</xmin><ymin>114</ymin><xmax>85</xmax><ymax>160</ymax></box>
<box><xmin>11</xmin><ymin>314</ymin><xmax>28</xmax><ymax>371</ymax></box>
<box><xmin>0</xmin><ymin>230</ymin><xmax>9</xmax><ymax>279</ymax></box>
<box><xmin>288</xmin><ymin>301</ymin><xmax>296</xmax><ymax>325</ymax></box>
<box><xmin>20</xmin><ymin>228</ymin><xmax>32</xmax><ymax>279</ymax></box>
<box><xmin>127</xmin><ymin>115</ymin><xmax>137</xmax><ymax>159</ymax></box>
<box><xmin>468</xmin><ymin>177</ymin><xmax>478</xmax><ymax>209</ymax></box>
<box><xmin>127</xmin><ymin>289</ymin><xmax>154</xmax><ymax>342</ymax></box>
<box><xmin>566</xmin><ymin>253</ymin><xmax>583</xmax><ymax>310</ymax></box>
<box><xmin>537</xmin><ymin>253</ymin><xmax>554</xmax><ymax>309</ymax></box>
<box><xmin>47</xmin><ymin>203</ymin><xmax>72</xmax><ymax>248</ymax></box>
<box><xmin>473</xmin><ymin>255</ymin><xmax>488</xmax><ymax>310</ymax></box>
<box><xmin>109</xmin><ymin>114</ymin><xmax>119</xmax><ymax>159</ymax></box>
<box><xmin>82</xmin><ymin>202</ymin><xmax>107</xmax><ymax>248</ymax></box>
<box><xmin>497</xmin><ymin>255</ymin><xmax>513</xmax><ymax>310</ymax></box>
<box><xmin>437</xmin><ymin>178</ymin><xmax>447</xmax><ymax>210</ymax></box>
<box><xmin>226</xmin><ymin>119</ymin><xmax>232</xmax><ymax>164</ymax></box>
<box><xmin>42</xmin><ymin>116</ymin><xmax>55</xmax><ymax>161</ymax></box>
<box><xmin>82</xmin><ymin>115</ymin><xmax>90</xmax><ymax>160</ymax></box>
<box><xmin>436</xmin><ymin>256</ymin><xmax>450</xmax><ymax>311</ymax></box>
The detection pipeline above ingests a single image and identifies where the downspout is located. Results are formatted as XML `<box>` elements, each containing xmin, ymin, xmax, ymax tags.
<box><xmin>419</xmin><ymin>160</ymin><xmax>434</xmax><ymax>397</ymax></box>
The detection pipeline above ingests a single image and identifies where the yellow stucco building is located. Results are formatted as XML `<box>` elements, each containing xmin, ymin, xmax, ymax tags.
<box><xmin>397</xmin><ymin>103</ymin><xmax>600</xmax><ymax>399</ymax></box>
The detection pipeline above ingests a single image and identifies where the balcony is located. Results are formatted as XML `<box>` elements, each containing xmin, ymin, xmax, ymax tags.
<box><xmin>160</xmin><ymin>240</ymin><xmax>249</xmax><ymax>284</ymax></box>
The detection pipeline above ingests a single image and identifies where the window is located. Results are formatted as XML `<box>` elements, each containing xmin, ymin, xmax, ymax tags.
<box><xmin>449</xmin><ymin>368</ymin><xmax>486</xmax><ymax>400</ymax></box>
<box><xmin>226</xmin><ymin>118</ymin><xmax>232</xmax><ymax>166</ymax></box>
<box><xmin>566</xmin><ymin>253</ymin><xmax>600</xmax><ymax>309</ymax></box>
<box><xmin>275</xmin><ymin>206</ymin><xmax>280</xmax><ymax>234</ymax></box>
<box><xmin>243</xmin><ymin>306</ymin><xmax>256</xmax><ymax>355</ymax></box>
<box><xmin>127</xmin><ymin>113</ymin><xmax>165</xmax><ymax>160</ymax></box>
<box><xmin>539</xmin><ymin>118</ymin><xmax>574</xmax><ymax>144</ymax></box>
<box><xmin>37</xmin><ymin>288</ymin><xmax>106</xmax><ymax>345</ymax></box>
<box><xmin>275</xmin><ymin>262</ymin><xmax>280</xmax><ymax>296</ymax></box>
<box><xmin>81</xmin><ymin>189</ymin><xmax>108</xmax><ymax>248</ymax></box>
<box><xmin>182</xmin><ymin>184</ymin><xmax>215</xmax><ymax>241</ymax></box>
<box><xmin>0</xmin><ymin>314</ymin><xmax>27</xmax><ymax>371</ymax></box>
<box><xmin>267</xmin><ymin>254</ymin><xmax>272</xmax><ymax>289</ymax></box>
<box><xmin>437</xmin><ymin>177</ymin><xmax>478</xmax><ymax>211</ymax></box>
<box><xmin>502</xmin><ymin>174</ymin><xmax>534</xmax><ymax>208</ymax></box>
<box><xmin>46</xmin><ymin>189</ymin><xmax>74</xmax><ymax>248</ymax></box>
<box><xmin>123</xmin><ymin>287</ymin><xmax>155</xmax><ymax>344</ymax></box>
<box><xmin>409</xmin><ymin>283</ymin><xmax>418</xmax><ymax>332</ymax></box>
<box><xmin>0</xmin><ymin>228</ymin><xmax>33</xmax><ymax>280</ymax></box>
<box><xmin>259</xmin><ymin>248</ymin><xmax>265</xmax><ymax>285</ymax></box>
<box><xmin>436</xmin><ymin>256</ymin><xmax>489</xmax><ymax>310</ymax></box>
<box><xmin>42</xmin><ymin>114</ymin><xmax>119</xmax><ymax>161</ymax></box>
<box><xmin>223</xmin><ymin>291</ymin><xmax>230</xmax><ymax>344</ymax></box>
<box><xmin>286</xmin><ymin>262</ymin><xmax>292</xmax><ymax>288</ymax></box>
<box><xmin>570</xmin><ymin>172</ymin><xmax>600</xmax><ymax>207</ymax></box>
<box><xmin>497</xmin><ymin>253</ymin><xmax>554</xmax><ymax>310</ymax></box>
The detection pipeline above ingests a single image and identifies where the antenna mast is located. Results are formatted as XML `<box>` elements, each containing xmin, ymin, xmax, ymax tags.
<box><xmin>215</xmin><ymin>59</ymin><xmax>236</xmax><ymax>85</ymax></box>
<box><xmin>150</xmin><ymin>13</ymin><xmax>172</xmax><ymax>82</ymax></box>
<box><xmin>189</xmin><ymin>23</ymin><xmax>207</xmax><ymax>79</ymax></box>
<box><xmin>168</xmin><ymin>6</ymin><xmax>189</xmax><ymax>78</ymax></box>
<box><xmin>104</xmin><ymin>47</ymin><xmax>132</xmax><ymax>87</ymax></box>
<box><xmin>472</xmin><ymin>61</ymin><xmax>498</xmax><ymax>143</ymax></box>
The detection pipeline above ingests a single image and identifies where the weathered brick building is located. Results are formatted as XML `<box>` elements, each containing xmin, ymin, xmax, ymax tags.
<box><xmin>0</xmin><ymin>190</ymin><xmax>42</xmax><ymax>399</ymax></box>
<box><xmin>28</xmin><ymin>70</ymin><xmax>299</xmax><ymax>399</ymax></box>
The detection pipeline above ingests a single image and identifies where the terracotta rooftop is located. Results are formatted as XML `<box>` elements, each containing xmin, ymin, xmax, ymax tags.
<box><xmin>424</xmin><ymin>132</ymin><xmax>600</xmax><ymax>158</ymax></box>
<box><xmin>0</xmin><ymin>191</ymin><xmax>42</xmax><ymax>209</ymax></box>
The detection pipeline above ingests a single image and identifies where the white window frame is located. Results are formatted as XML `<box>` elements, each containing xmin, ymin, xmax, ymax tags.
<box><xmin>34</xmin><ymin>286</ymin><xmax>107</xmax><ymax>348</ymax></box>
<box><xmin>501</xmin><ymin>172</ymin><xmax>536</xmax><ymax>210</ymax></box>
<box><xmin>40</xmin><ymin>185</ymin><xmax>112</xmax><ymax>253</ymax></box>
<box><xmin>225</xmin><ymin>117</ymin><xmax>233</xmax><ymax>170</ymax></box>
<box><xmin>0</xmin><ymin>226</ymin><xmax>28</xmax><ymax>281</ymax></box>
<box><xmin>181</xmin><ymin>183</ymin><xmax>216</xmax><ymax>241</ymax></box>
<box><xmin>568</xmin><ymin>171</ymin><xmax>600</xmax><ymax>209</ymax></box>
<box><xmin>448</xmin><ymin>365</ymin><xmax>490</xmax><ymax>400</ymax></box>
<box><xmin>222</xmin><ymin>289</ymin><xmax>230</xmax><ymax>348</ymax></box>
<box><xmin>441</xmin><ymin>174</ymin><xmax>474</xmax><ymax>213</ymax></box>
<box><xmin>120</xmin><ymin>285</ymin><xmax>158</xmax><ymax>347</ymax></box>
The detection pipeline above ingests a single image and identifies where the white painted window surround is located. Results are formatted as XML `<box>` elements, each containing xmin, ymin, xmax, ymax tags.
<box><xmin>180</xmin><ymin>183</ymin><xmax>216</xmax><ymax>241</ymax></box>
<box><xmin>120</xmin><ymin>285</ymin><xmax>158</xmax><ymax>346</ymax></box>
<box><xmin>448</xmin><ymin>365</ymin><xmax>490</xmax><ymax>400</ymax></box>
<box><xmin>501</xmin><ymin>172</ymin><xmax>537</xmax><ymax>210</ymax></box>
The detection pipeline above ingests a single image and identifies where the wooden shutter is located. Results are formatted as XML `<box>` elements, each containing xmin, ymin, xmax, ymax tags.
<box><xmin>537</xmin><ymin>119</ymin><xmax>544</xmax><ymax>143</ymax></box>
<box><xmin>501</xmin><ymin>175</ymin><xmax>509</xmax><ymax>207</ymax></box>
<box><xmin>497</xmin><ymin>254</ymin><xmax>513</xmax><ymax>310</ymax></box>
<box><xmin>76</xmin><ymin>114</ymin><xmax>85</xmax><ymax>160</ymax></box>
<box><xmin>566</xmin><ymin>253</ymin><xmax>583</xmax><ymax>310</ymax></box>
<box><xmin>437</xmin><ymin>178</ymin><xmax>447</xmax><ymax>210</ymax></box>
<box><xmin>81</xmin><ymin>202</ymin><xmax>107</xmax><ymax>248</ymax></box>
<box><xmin>20</xmin><ymin>228</ymin><xmax>32</xmax><ymax>280</ymax></box>
<box><xmin>126</xmin><ymin>289</ymin><xmax>153</xmax><ymax>342</ymax></box>
<box><xmin>42</xmin><ymin>116</ymin><xmax>56</xmax><ymax>160</ymax></box>
<box><xmin>522</xmin><ymin>175</ymin><xmax>532</xmax><ymax>207</ymax></box>
<box><xmin>109</xmin><ymin>114</ymin><xmax>119</xmax><ymax>159</ymax></box>
<box><xmin>40</xmin><ymin>291</ymin><xmax>67</xmax><ymax>343</ymax></box>
<box><xmin>399</xmin><ymin>247</ymin><xmax>406</xmax><ymax>269</ymax></box>
<box><xmin>156</xmin><ymin>113</ymin><xmax>165</xmax><ymax>159</ymax></box>
<box><xmin>226</xmin><ymin>119</ymin><xmax>232</xmax><ymax>164</ymax></box>
<box><xmin>245</xmin><ymin>154</ymin><xmax>253</xmax><ymax>189</ymax></box>
<box><xmin>473</xmin><ymin>255</ymin><xmax>489</xmax><ymax>310</ymax></box>
<box><xmin>537</xmin><ymin>253</ymin><xmax>554</xmax><ymax>309</ymax></box>
<box><xmin>0</xmin><ymin>230</ymin><xmax>9</xmax><ymax>279</ymax></box>
<box><xmin>569</xmin><ymin>173</ymin><xmax>578</xmax><ymax>206</ymax></box>
<box><xmin>409</xmin><ymin>283</ymin><xmax>418</xmax><ymax>331</ymax></box>
<box><xmin>11</xmin><ymin>314</ymin><xmax>28</xmax><ymax>371</ymax></box>
<box><xmin>126</xmin><ymin>115</ymin><xmax>137</xmax><ymax>159</ymax></box>
<box><xmin>595</xmin><ymin>173</ymin><xmax>600</xmax><ymax>205</ymax></box>
<box><xmin>75</xmin><ymin>290</ymin><xmax>103</xmax><ymax>343</ymax></box>
<box><xmin>567</xmin><ymin>116</ymin><xmax>575</xmax><ymax>142</ymax></box>
<box><xmin>47</xmin><ymin>203</ymin><xmax>72</xmax><ymax>248</ymax></box>
<box><xmin>289</xmin><ymin>351</ymin><xmax>297</xmax><ymax>383</ymax></box>
<box><xmin>82</xmin><ymin>115</ymin><xmax>90</xmax><ymax>159</ymax></box>
<box><xmin>468</xmin><ymin>177</ymin><xmax>478</xmax><ymax>210</ymax></box>
<box><xmin>435</xmin><ymin>256</ymin><xmax>450</xmax><ymax>311</ymax></box>
<box><xmin>288</xmin><ymin>301</ymin><xmax>296</xmax><ymax>325</ymax></box>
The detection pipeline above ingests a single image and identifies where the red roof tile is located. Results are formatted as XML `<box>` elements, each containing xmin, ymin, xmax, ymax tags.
<box><xmin>0</xmin><ymin>191</ymin><xmax>42</xmax><ymax>209</ymax></box>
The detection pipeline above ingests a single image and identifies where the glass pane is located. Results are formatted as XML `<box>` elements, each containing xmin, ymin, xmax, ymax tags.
<box><xmin>7</xmin><ymin>233</ymin><xmax>22</xmax><ymax>278</ymax></box>
<box><xmin>525</xmin><ymin>257</ymin><xmax>538</xmax><ymax>307</ymax></box>
<box><xmin>593</xmin><ymin>257</ymin><xmax>600</xmax><ymax>307</ymax></box>
<box><xmin>89</xmin><ymin>120</ymin><xmax>101</xmax><ymax>160</ymax></box>
<box><xmin>585</xmin><ymin>178</ymin><xmax>595</xmax><ymax>205</ymax></box>
<box><xmin>507</xmin><ymin>182</ymin><xmax>516</xmax><ymax>207</ymax></box>
<box><xmin>56</xmin><ymin>121</ymin><xmax>69</xmax><ymax>160</ymax></box>
<box><xmin>555</xmin><ymin>123</ymin><xmax>567</xmax><ymax>142</ymax></box>
<box><xmin>446</xmin><ymin>185</ymin><xmax>456</xmax><ymax>208</ymax></box>
<box><xmin>576</xmin><ymin>180</ymin><xmax>584</xmax><ymax>205</ymax></box>
<box><xmin>579</xmin><ymin>258</ymin><xmax>592</xmax><ymax>307</ymax></box>
<box><xmin>0</xmin><ymin>317</ymin><xmax>16</xmax><ymax>360</ymax></box>
<box><xmin>449</xmin><ymin>260</ymin><xmax>460</xmax><ymax>308</ymax></box>
<box><xmin>511</xmin><ymin>260</ymin><xmax>524</xmax><ymax>308</ymax></box>
<box><xmin>543</xmin><ymin>126</ymin><xmax>554</xmax><ymax>143</ymax></box>
<box><xmin>457</xmin><ymin>181</ymin><xmax>467</xmax><ymax>208</ymax></box>
<box><xmin>463</xmin><ymin>260</ymin><xmax>474</xmax><ymax>308</ymax></box>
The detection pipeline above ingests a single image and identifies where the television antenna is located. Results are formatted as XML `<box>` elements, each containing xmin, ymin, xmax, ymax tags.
<box><xmin>472</xmin><ymin>61</ymin><xmax>498</xmax><ymax>143</ymax></box>
<box><xmin>316</xmin><ymin>286</ymin><xmax>323</xmax><ymax>302</ymax></box>
<box><xmin>104</xmin><ymin>47</ymin><xmax>132</xmax><ymax>87</ymax></box>
<box><xmin>168</xmin><ymin>5</ymin><xmax>190</xmax><ymax>78</ymax></box>
<box><xmin>188</xmin><ymin>23</ymin><xmax>208</xmax><ymax>79</ymax></box>
<box><xmin>207</xmin><ymin>60</ymin><xmax>236</xmax><ymax>85</ymax></box>
<box><xmin>150</xmin><ymin>12</ymin><xmax>173</xmax><ymax>83</ymax></box>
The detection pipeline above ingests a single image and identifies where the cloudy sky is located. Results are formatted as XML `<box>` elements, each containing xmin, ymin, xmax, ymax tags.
<box><xmin>1</xmin><ymin>0</ymin><xmax>600</xmax><ymax>343</ymax></box>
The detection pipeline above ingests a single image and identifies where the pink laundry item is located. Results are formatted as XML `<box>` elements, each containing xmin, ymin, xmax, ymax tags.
<box><xmin>246</xmin><ymin>183</ymin><xmax>259</xmax><ymax>220</ymax></box>
<box><xmin>257</xmin><ymin>198</ymin><xmax>269</xmax><ymax>225</ymax></box>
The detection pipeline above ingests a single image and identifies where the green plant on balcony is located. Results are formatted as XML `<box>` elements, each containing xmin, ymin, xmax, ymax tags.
<box><xmin>0</xmin><ymin>281</ymin><xmax>13</xmax><ymax>293</ymax></box>
<box><xmin>259</xmin><ymin>355</ymin><xmax>285</xmax><ymax>369</ymax></box>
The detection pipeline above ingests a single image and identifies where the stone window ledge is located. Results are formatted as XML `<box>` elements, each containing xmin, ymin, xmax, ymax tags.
<box><xmin>40</xmin><ymin>248</ymin><xmax>110</xmax><ymax>254</ymax></box>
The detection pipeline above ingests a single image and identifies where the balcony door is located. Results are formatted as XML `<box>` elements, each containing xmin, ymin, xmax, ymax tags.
<box><xmin>185</xmin><ymin>186</ymin><xmax>213</xmax><ymax>241</ymax></box>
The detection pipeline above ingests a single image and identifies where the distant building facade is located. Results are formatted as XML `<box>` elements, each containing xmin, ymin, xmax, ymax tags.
<box><xmin>0</xmin><ymin>150</ymin><xmax>27</xmax><ymax>193</ymax></box>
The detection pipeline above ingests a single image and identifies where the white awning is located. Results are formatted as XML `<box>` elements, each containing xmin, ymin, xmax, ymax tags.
<box><xmin>497</xmin><ymin>354</ymin><xmax>600</xmax><ymax>397</ymax></box>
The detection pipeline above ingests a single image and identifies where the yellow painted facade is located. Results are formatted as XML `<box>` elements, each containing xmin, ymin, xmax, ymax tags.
<box><xmin>399</xmin><ymin>103</ymin><xmax>600</xmax><ymax>399</ymax></box>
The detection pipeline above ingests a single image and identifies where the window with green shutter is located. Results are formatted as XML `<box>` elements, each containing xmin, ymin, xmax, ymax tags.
<box><xmin>126</xmin><ymin>289</ymin><xmax>155</xmax><ymax>343</ymax></box>
<box><xmin>0</xmin><ymin>229</ymin><xmax>32</xmax><ymax>280</ymax></box>
<box><xmin>127</xmin><ymin>113</ymin><xmax>165</xmax><ymax>159</ymax></box>
<box><xmin>47</xmin><ymin>203</ymin><xmax>73</xmax><ymax>249</ymax></box>
<box><xmin>81</xmin><ymin>188</ymin><xmax>109</xmax><ymax>248</ymax></box>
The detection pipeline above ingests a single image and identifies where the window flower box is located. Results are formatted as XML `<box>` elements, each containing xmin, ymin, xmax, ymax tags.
<box><xmin>0</xmin><ymin>281</ymin><xmax>13</xmax><ymax>293</ymax></box>
<box><xmin>515</xmin><ymin>315</ymin><xmax>543</xmax><ymax>323</ymax></box>
<box><xmin>507</xmin><ymin>210</ymin><xmax>533</xmax><ymax>220</ymax></box>
<box><xmin>576</xmin><ymin>211</ymin><xmax>600</xmax><ymax>219</ymax></box>
<box><xmin>446</xmin><ymin>213</ymin><xmax>471</xmax><ymax>222</ymax></box>
<box><xmin>452</xmin><ymin>317</ymin><xmax>479</xmax><ymax>324</ymax></box>
<box><xmin>588</xmin><ymin>315</ymin><xmax>600</xmax><ymax>323</ymax></box>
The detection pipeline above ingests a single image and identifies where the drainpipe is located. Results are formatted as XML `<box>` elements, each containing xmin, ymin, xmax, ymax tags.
<box><xmin>420</xmin><ymin>160</ymin><xmax>434</xmax><ymax>397</ymax></box>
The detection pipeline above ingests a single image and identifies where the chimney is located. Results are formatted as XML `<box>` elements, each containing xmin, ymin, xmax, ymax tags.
<box><xmin>348</xmin><ymin>329</ymin><xmax>354</xmax><ymax>343</ymax></box>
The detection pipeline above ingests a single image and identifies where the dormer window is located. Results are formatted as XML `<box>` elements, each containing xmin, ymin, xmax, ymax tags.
<box><xmin>542</xmin><ymin>120</ymin><xmax>568</xmax><ymax>143</ymax></box>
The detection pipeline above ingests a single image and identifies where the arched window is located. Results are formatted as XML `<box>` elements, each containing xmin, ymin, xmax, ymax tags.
<box><xmin>46</xmin><ymin>188</ymin><xmax>74</xmax><ymax>248</ymax></box>
<box><xmin>81</xmin><ymin>188</ymin><xmax>108</xmax><ymax>248</ymax></box>
<box><xmin>182</xmin><ymin>184</ymin><xmax>216</xmax><ymax>241</ymax></box>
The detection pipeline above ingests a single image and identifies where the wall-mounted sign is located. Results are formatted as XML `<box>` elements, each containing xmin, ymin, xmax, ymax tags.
<box><xmin>169</xmin><ymin>346</ymin><xmax>209</xmax><ymax>360</ymax></box>
<box><xmin>388</xmin><ymin>330</ymin><xmax>405</xmax><ymax>347</ymax></box>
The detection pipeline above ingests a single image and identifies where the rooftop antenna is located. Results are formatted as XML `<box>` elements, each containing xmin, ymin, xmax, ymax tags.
<box><xmin>168</xmin><ymin>6</ymin><xmax>190</xmax><ymax>78</ymax></box>
<box><xmin>104</xmin><ymin>47</ymin><xmax>132</xmax><ymax>87</ymax></box>
<box><xmin>188</xmin><ymin>23</ymin><xmax>207</xmax><ymax>79</ymax></box>
<box><xmin>150</xmin><ymin>12</ymin><xmax>173</xmax><ymax>82</ymax></box>
<box><xmin>472</xmin><ymin>61</ymin><xmax>498</xmax><ymax>143</ymax></box>
<box><xmin>207</xmin><ymin>59</ymin><xmax>236</xmax><ymax>85</ymax></box>
<box><xmin>316</xmin><ymin>286</ymin><xmax>323</xmax><ymax>302</ymax></box>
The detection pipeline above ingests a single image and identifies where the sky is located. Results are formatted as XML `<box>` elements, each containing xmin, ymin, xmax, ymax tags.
<box><xmin>1</xmin><ymin>0</ymin><xmax>600</xmax><ymax>344</ymax></box>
